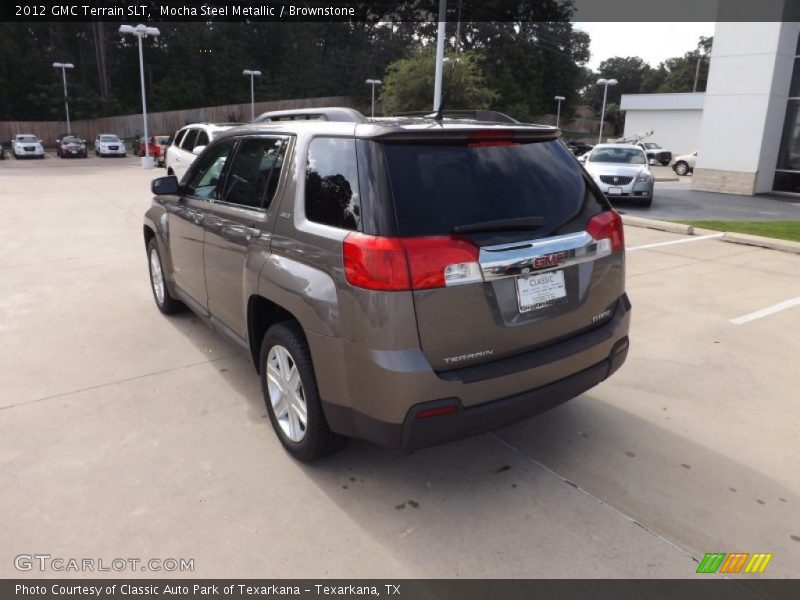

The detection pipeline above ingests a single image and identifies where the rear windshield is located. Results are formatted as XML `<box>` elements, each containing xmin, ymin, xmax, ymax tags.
<box><xmin>381</xmin><ymin>139</ymin><xmax>595</xmax><ymax>238</ymax></box>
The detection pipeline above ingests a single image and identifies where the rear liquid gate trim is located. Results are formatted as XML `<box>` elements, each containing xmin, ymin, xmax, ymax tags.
<box><xmin>478</xmin><ymin>231</ymin><xmax>609</xmax><ymax>281</ymax></box>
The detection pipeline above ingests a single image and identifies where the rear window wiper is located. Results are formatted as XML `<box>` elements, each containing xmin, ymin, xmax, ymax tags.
<box><xmin>452</xmin><ymin>217</ymin><xmax>546</xmax><ymax>234</ymax></box>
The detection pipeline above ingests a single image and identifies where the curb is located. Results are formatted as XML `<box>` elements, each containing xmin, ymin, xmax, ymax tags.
<box><xmin>721</xmin><ymin>232</ymin><xmax>800</xmax><ymax>254</ymax></box>
<box><xmin>620</xmin><ymin>215</ymin><xmax>694</xmax><ymax>235</ymax></box>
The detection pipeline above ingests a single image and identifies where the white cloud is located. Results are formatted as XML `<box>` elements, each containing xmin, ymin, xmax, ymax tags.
<box><xmin>575</xmin><ymin>22</ymin><xmax>716</xmax><ymax>70</ymax></box>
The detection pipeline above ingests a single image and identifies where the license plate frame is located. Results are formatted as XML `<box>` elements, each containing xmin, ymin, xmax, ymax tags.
<box><xmin>516</xmin><ymin>270</ymin><xmax>567</xmax><ymax>313</ymax></box>
<box><xmin>607</xmin><ymin>186</ymin><xmax>623</xmax><ymax>195</ymax></box>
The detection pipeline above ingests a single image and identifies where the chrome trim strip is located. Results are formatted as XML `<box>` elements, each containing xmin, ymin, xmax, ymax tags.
<box><xmin>479</xmin><ymin>231</ymin><xmax>606</xmax><ymax>281</ymax></box>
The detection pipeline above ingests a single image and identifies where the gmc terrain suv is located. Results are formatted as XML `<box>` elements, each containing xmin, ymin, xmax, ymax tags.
<box><xmin>144</xmin><ymin>107</ymin><xmax>630</xmax><ymax>461</ymax></box>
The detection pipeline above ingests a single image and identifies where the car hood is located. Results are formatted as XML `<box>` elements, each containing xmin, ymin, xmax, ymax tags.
<box><xmin>584</xmin><ymin>163</ymin><xmax>648</xmax><ymax>178</ymax></box>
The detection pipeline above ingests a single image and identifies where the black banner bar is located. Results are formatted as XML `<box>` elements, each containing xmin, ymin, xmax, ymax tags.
<box><xmin>3</xmin><ymin>580</ymin><xmax>800</xmax><ymax>600</ymax></box>
<box><xmin>3</xmin><ymin>0</ymin><xmax>800</xmax><ymax>23</ymax></box>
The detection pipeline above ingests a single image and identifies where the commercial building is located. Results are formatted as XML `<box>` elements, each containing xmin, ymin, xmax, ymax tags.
<box><xmin>621</xmin><ymin>20</ymin><xmax>800</xmax><ymax>196</ymax></box>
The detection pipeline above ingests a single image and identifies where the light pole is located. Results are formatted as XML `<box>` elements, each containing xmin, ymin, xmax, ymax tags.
<box><xmin>554</xmin><ymin>95</ymin><xmax>565</xmax><ymax>129</ymax></box>
<box><xmin>119</xmin><ymin>24</ymin><xmax>160</xmax><ymax>169</ymax></box>
<box><xmin>243</xmin><ymin>69</ymin><xmax>262</xmax><ymax>121</ymax></box>
<box><xmin>596</xmin><ymin>78</ymin><xmax>618</xmax><ymax>144</ymax></box>
<box><xmin>432</xmin><ymin>0</ymin><xmax>447</xmax><ymax>112</ymax></box>
<box><xmin>53</xmin><ymin>62</ymin><xmax>74</xmax><ymax>135</ymax></box>
<box><xmin>365</xmin><ymin>79</ymin><xmax>382</xmax><ymax>118</ymax></box>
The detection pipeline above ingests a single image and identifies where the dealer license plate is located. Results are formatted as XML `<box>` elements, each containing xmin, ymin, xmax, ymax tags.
<box><xmin>516</xmin><ymin>270</ymin><xmax>567</xmax><ymax>313</ymax></box>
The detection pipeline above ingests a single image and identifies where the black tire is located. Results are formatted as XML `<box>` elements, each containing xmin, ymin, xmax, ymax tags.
<box><xmin>674</xmin><ymin>161</ymin><xmax>689</xmax><ymax>176</ymax></box>
<box><xmin>146</xmin><ymin>238</ymin><xmax>184</xmax><ymax>315</ymax></box>
<box><xmin>641</xmin><ymin>197</ymin><xmax>653</xmax><ymax>207</ymax></box>
<box><xmin>260</xmin><ymin>321</ymin><xmax>346</xmax><ymax>462</ymax></box>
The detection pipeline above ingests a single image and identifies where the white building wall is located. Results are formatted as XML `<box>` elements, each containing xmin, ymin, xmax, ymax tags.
<box><xmin>622</xmin><ymin>109</ymin><xmax>703</xmax><ymax>157</ymax></box>
<box><xmin>695</xmin><ymin>21</ymin><xmax>800</xmax><ymax>194</ymax></box>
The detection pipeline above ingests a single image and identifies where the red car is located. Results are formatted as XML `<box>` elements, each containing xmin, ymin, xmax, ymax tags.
<box><xmin>56</xmin><ymin>135</ymin><xmax>87</xmax><ymax>158</ymax></box>
<box><xmin>137</xmin><ymin>135</ymin><xmax>170</xmax><ymax>161</ymax></box>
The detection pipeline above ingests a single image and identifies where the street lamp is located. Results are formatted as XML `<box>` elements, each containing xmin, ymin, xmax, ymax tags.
<box><xmin>365</xmin><ymin>79</ymin><xmax>382</xmax><ymax>118</ymax></box>
<box><xmin>52</xmin><ymin>62</ymin><xmax>75</xmax><ymax>135</ymax></box>
<box><xmin>554</xmin><ymin>95</ymin><xmax>565</xmax><ymax>129</ymax></box>
<box><xmin>119</xmin><ymin>24</ymin><xmax>160</xmax><ymax>169</ymax></box>
<box><xmin>243</xmin><ymin>70</ymin><xmax>262</xmax><ymax>121</ymax></box>
<box><xmin>596</xmin><ymin>78</ymin><xmax>617</xmax><ymax>144</ymax></box>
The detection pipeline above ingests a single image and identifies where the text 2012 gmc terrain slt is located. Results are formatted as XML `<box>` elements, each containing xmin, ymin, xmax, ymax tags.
<box><xmin>144</xmin><ymin>108</ymin><xmax>630</xmax><ymax>461</ymax></box>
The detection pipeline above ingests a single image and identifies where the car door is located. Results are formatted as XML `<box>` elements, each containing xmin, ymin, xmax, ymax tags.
<box><xmin>165</xmin><ymin>139</ymin><xmax>237</xmax><ymax>311</ymax></box>
<box><xmin>173</xmin><ymin>128</ymin><xmax>199</xmax><ymax>181</ymax></box>
<box><xmin>202</xmin><ymin>136</ymin><xmax>290</xmax><ymax>340</ymax></box>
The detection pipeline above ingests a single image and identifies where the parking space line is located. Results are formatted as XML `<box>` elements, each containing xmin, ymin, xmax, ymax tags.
<box><xmin>730</xmin><ymin>296</ymin><xmax>800</xmax><ymax>325</ymax></box>
<box><xmin>627</xmin><ymin>233</ymin><xmax>724</xmax><ymax>252</ymax></box>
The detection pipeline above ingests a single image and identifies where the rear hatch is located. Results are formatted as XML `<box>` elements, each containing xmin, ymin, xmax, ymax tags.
<box><xmin>376</xmin><ymin>130</ymin><xmax>625</xmax><ymax>372</ymax></box>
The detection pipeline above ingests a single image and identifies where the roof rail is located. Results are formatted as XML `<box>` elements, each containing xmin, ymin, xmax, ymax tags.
<box><xmin>395</xmin><ymin>109</ymin><xmax>520</xmax><ymax>124</ymax></box>
<box><xmin>254</xmin><ymin>107</ymin><xmax>366</xmax><ymax>124</ymax></box>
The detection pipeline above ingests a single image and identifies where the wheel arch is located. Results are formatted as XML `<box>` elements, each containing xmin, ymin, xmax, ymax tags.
<box><xmin>247</xmin><ymin>295</ymin><xmax>303</xmax><ymax>372</ymax></box>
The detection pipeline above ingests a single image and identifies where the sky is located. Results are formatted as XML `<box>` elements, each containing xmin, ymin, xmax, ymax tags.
<box><xmin>574</xmin><ymin>22</ymin><xmax>716</xmax><ymax>70</ymax></box>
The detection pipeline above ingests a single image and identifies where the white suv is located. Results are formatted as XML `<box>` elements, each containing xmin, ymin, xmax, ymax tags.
<box><xmin>12</xmin><ymin>134</ymin><xmax>45</xmax><ymax>159</ymax></box>
<box><xmin>164</xmin><ymin>123</ymin><xmax>239</xmax><ymax>181</ymax></box>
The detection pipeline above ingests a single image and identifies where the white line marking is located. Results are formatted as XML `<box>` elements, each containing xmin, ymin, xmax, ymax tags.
<box><xmin>730</xmin><ymin>296</ymin><xmax>800</xmax><ymax>325</ymax></box>
<box><xmin>627</xmin><ymin>233</ymin><xmax>724</xmax><ymax>251</ymax></box>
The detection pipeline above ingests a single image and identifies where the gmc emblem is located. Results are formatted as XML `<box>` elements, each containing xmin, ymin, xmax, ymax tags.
<box><xmin>532</xmin><ymin>252</ymin><xmax>566</xmax><ymax>268</ymax></box>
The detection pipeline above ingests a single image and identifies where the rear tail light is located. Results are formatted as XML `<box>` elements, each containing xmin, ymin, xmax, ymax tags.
<box><xmin>343</xmin><ymin>233</ymin><xmax>481</xmax><ymax>291</ymax></box>
<box><xmin>586</xmin><ymin>210</ymin><xmax>624</xmax><ymax>254</ymax></box>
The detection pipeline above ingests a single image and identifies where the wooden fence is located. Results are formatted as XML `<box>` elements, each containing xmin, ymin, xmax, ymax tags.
<box><xmin>0</xmin><ymin>96</ymin><xmax>354</xmax><ymax>145</ymax></box>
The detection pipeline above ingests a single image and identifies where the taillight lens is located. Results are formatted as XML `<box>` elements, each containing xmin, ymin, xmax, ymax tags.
<box><xmin>586</xmin><ymin>210</ymin><xmax>625</xmax><ymax>253</ymax></box>
<box><xmin>343</xmin><ymin>233</ymin><xmax>481</xmax><ymax>291</ymax></box>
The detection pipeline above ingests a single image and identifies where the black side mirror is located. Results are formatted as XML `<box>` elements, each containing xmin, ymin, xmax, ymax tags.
<box><xmin>152</xmin><ymin>175</ymin><xmax>180</xmax><ymax>195</ymax></box>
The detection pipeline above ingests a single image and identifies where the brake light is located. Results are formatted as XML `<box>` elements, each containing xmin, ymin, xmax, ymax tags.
<box><xmin>467</xmin><ymin>140</ymin><xmax>519</xmax><ymax>148</ymax></box>
<box><xmin>343</xmin><ymin>233</ymin><xmax>481</xmax><ymax>291</ymax></box>
<box><xmin>586</xmin><ymin>211</ymin><xmax>625</xmax><ymax>253</ymax></box>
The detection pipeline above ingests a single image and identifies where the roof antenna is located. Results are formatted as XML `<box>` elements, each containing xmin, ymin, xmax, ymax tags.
<box><xmin>431</xmin><ymin>0</ymin><xmax>461</xmax><ymax>123</ymax></box>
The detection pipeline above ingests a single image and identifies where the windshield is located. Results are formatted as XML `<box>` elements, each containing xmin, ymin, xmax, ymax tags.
<box><xmin>643</xmin><ymin>143</ymin><xmax>660</xmax><ymax>149</ymax></box>
<box><xmin>99</xmin><ymin>135</ymin><xmax>119</xmax><ymax>142</ymax></box>
<box><xmin>382</xmin><ymin>138</ymin><xmax>602</xmax><ymax>240</ymax></box>
<box><xmin>589</xmin><ymin>148</ymin><xmax>646</xmax><ymax>164</ymax></box>
<box><xmin>156</xmin><ymin>136</ymin><xmax>170</xmax><ymax>144</ymax></box>
<box><xmin>17</xmin><ymin>135</ymin><xmax>37</xmax><ymax>143</ymax></box>
<box><xmin>63</xmin><ymin>136</ymin><xmax>81</xmax><ymax>144</ymax></box>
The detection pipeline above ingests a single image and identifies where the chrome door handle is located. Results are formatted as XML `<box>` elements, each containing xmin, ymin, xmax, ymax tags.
<box><xmin>243</xmin><ymin>227</ymin><xmax>262</xmax><ymax>240</ymax></box>
<box><xmin>192</xmin><ymin>213</ymin><xmax>205</xmax><ymax>225</ymax></box>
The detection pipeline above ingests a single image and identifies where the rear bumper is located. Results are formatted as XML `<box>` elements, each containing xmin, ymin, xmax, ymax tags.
<box><xmin>325</xmin><ymin>337</ymin><xmax>627</xmax><ymax>450</ymax></box>
<box><xmin>322</xmin><ymin>294</ymin><xmax>631</xmax><ymax>450</ymax></box>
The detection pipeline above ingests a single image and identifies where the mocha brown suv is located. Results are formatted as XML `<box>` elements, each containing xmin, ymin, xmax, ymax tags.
<box><xmin>144</xmin><ymin>107</ymin><xmax>630</xmax><ymax>461</ymax></box>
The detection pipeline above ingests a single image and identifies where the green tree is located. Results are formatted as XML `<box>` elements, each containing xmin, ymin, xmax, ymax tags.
<box><xmin>582</xmin><ymin>56</ymin><xmax>654</xmax><ymax>110</ymax></box>
<box><xmin>381</xmin><ymin>49</ymin><xmax>497</xmax><ymax>114</ymax></box>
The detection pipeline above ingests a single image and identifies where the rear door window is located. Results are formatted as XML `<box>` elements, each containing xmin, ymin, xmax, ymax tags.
<box><xmin>305</xmin><ymin>137</ymin><xmax>360</xmax><ymax>230</ymax></box>
<box><xmin>195</xmin><ymin>130</ymin><xmax>210</xmax><ymax>148</ymax></box>
<box><xmin>381</xmin><ymin>139</ymin><xmax>601</xmax><ymax>241</ymax></box>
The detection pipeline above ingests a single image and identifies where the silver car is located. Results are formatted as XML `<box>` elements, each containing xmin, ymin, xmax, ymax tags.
<box><xmin>582</xmin><ymin>144</ymin><xmax>654</xmax><ymax>206</ymax></box>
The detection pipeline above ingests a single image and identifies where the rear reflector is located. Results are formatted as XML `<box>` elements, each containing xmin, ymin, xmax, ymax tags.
<box><xmin>415</xmin><ymin>405</ymin><xmax>458</xmax><ymax>420</ymax></box>
<box><xmin>343</xmin><ymin>233</ymin><xmax>481</xmax><ymax>291</ymax></box>
<box><xmin>586</xmin><ymin>210</ymin><xmax>625</xmax><ymax>253</ymax></box>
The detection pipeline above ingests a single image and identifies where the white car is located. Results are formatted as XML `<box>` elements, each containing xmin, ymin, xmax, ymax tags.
<box><xmin>12</xmin><ymin>134</ymin><xmax>44</xmax><ymax>159</ymax></box>
<box><xmin>165</xmin><ymin>123</ymin><xmax>238</xmax><ymax>181</ymax></box>
<box><xmin>95</xmin><ymin>134</ymin><xmax>127</xmax><ymax>157</ymax></box>
<box><xmin>671</xmin><ymin>151</ymin><xmax>697</xmax><ymax>176</ymax></box>
<box><xmin>582</xmin><ymin>144</ymin><xmax>654</xmax><ymax>206</ymax></box>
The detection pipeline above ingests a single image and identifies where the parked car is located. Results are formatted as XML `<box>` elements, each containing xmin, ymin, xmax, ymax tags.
<box><xmin>136</xmin><ymin>135</ymin><xmax>170</xmax><ymax>161</ymax></box>
<box><xmin>56</xmin><ymin>135</ymin><xmax>88</xmax><ymax>158</ymax></box>
<box><xmin>582</xmin><ymin>144</ymin><xmax>654</xmax><ymax>206</ymax></box>
<box><xmin>672</xmin><ymin>151</ymin><xmax>697</xmax><ymax>176</ymax></box>
<box><xmin>95</xmin><ymin>134</ymin><xmax>127</xmax><ymax>157</ymax></box>
<box><xmin>165</xmin><ymin>123</ymin><xmax>239</xmax><ymax>181</ymax></box>
<box><xmin>144</xmin><ymin>107</ymin><xmax>631</xmax><ymax>461</ymax></box>
<box><xmin>566</xmin><ymin>139</ymin><xmax>593</xmax><ymax>156</ymax></box>
<box><xmin>11</xmin><ymin>134</ymin><xmax>45</xmax><ymax>159</ymax></box>
<box><xmin>636</xmin><ymin>141</ymin><xmax>672</xmax><ymax>166</ymax></box>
